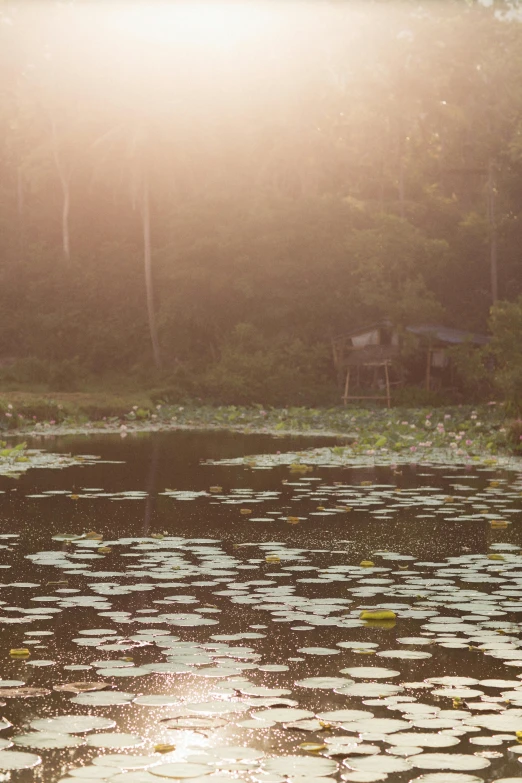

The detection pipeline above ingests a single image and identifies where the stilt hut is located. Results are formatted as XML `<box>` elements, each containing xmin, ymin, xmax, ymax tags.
<box><xmin>332</xmin><ymin>321</ymin><xmax>401</xmax><ymax>408</ymax></box>
<box><xmin>405</xmin><ymin>325</ymin><xmax>490</xmax><ymax>391</ymax></box>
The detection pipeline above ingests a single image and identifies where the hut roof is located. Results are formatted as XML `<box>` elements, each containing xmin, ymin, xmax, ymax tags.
<box><xmin>406</xmin><ymin>324</ymin><xmax>489</xmax><ymax>346</ymax></box>
<box><xmin>333</xmin><ymin>319</ymin><xmax>394</xmax><ymax>341</ymax></box>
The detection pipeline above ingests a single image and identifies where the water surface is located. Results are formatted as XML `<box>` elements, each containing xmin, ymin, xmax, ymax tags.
<box><xmin>0</xmin><ymin>431</ymin><xmax>521</xmax><ymax>783</ymax></box>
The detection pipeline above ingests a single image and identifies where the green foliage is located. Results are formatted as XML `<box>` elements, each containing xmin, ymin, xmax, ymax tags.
<box><xmin>449</xmin><ymin>295</ymin><xmax>522</xmax><ymax>411</ymax></box>
<box><xmin>449</xmin><ymin>344</ymin><xmax>494</xmax><ymax>402</ymax></box>
<box><xmin>488</xmin><ymin>296</ymin><xmax>522</xmax><ymax>411</ymax></box>
<box><xmin>507</xmin><ymin>418</ymin><xmax>522</xmax><ymax>453</ymax></box>
<box><xmin>202</xmin><ymin>324</ymin><xmax>338</xmax><ymax>406</ymax></box>
<box><xmin>126</xmin><ymin>407</ymin><xmax>151</xmax><ymax>421</ymax></box>
<box><xmin>0</xmin><ymin>1</ymin><xmax>522</xmax><ymax>390</ymax></box>
<box><xmin>0</xmin><ymin>441</ymin><xmax>26</xmax><ymax>458</ymax></box>
<box><xmin>390</xmin><ymin>387</ymin><xmax>453</xmax><ymax>408</ymax></box>
<box><xmin>348</xmin><ymin>215</ymin><xmax>448</xmax><ymax>326</ymax></box>
<box><xmin>0</xmin><ymin>358</ymin><xmax>88</xmax><ymax>392</ymax></box>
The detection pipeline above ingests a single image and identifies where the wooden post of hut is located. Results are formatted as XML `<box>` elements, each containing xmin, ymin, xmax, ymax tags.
<box><xmin>342</xmin><ymin>357</ymin><xmax>392</xmax><ymax>408</ymax></box>
<box><xmin>332</xmin><ymin>321</ymin><xmax>399</xmax><ymax>408</ymax></box>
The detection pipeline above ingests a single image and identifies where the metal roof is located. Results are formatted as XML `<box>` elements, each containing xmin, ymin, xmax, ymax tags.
<box><xmin>333</xmin><ymin>320</ymin><xmax>394</xmax><ymax>341</ymax></box>
<box><xmin>406</xmin><ymin>325</ymin><xmax>489</xmax><ymax>346</ymax></box>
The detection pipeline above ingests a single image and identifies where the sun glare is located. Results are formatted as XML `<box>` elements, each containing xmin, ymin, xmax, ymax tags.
<box><xmin>110</xmin><ymin>2</ymin><xmax>273</xmax><ymax>48</ymax></box>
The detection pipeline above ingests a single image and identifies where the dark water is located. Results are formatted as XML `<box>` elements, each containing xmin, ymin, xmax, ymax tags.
<box><xmin>0</xmin><ymin>431</ymin><xmax>521</xmax><ymax>783</ymax></box>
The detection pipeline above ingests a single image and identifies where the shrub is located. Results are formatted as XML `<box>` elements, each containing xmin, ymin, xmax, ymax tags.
<box><xmin>507</xmin><ymin>418</ymin><xmax>522</xmax><ymax>453</ymax></box>
<box><xmin>449</xmin><ymin>344</ymin><xmax>494</xmax><ymax>403</ymax></box>
<box><xmin>488</xmin><ymin>297</ymin><xmax>522</xmax><ymax>413</ymax></box>
<box><xmin>202</xmin><ymin>324</ymin><xmax>338</xmax><ymax>406</ymax></box>
<box><xmin>391</xmin><ymin>386</ymin><xmax>453</xmax><ymax>408</ymax></box>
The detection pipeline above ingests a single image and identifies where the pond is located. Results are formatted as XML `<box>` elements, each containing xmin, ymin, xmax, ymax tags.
<box><xmin>0</xmin><ymin>430</ymin><xmax>522</xmax><ymax>783</ymax></box>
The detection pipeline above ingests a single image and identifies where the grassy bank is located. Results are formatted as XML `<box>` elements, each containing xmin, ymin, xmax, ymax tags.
<box><xmin>0</xmin><ymin>391</ymin><xmax>519</xmax><ymax>458</ymax></box>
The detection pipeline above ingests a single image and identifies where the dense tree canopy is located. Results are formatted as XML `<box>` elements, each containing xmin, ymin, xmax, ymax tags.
<box><xmin>0</xmin><ymin>0</ymin><xmax>522</xmax><ymax>400</ymax></box>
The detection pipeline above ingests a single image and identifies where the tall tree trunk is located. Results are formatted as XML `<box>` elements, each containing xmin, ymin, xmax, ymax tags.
<box><xmin>487</xmin><ymin>160</ymin><xmax>498</xmax><ymax>305</ymax></box>
<box><xmin>51</xmin><ymin>119</ymin><xmax>71</xmax><ymax>260</ymax></box>
<box><xmin>142</xmin><ymin>439</ymin><xmax>160</xmax><ymax>535</ymax></box>
<box><xmin>398</xmin><ymin>156</ymin><xmax>405</xmax><ymax>219</ymax></box>
<box><xmin>142</xmin><ymin>176</ymin><xmax>162</xmax><ymax>370</ymax></box>
<box><xmin>61</xmin><ymin>176</ymin><xmax>71</xmax><ymax>260</ymax></box>
<box><xmin>17</xmin><ymin>166</ymin><xmax>25</xmax><ymax>260</ymax></box>
<box><xmin>397</xmin><ymin>113</ymin><xmax>406</xmax><ymax>218</ymax></box>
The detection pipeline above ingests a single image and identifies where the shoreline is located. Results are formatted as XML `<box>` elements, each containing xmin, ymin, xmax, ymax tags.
<box><xmin>6</xmin><ymin>420</ymin><xmax>351</xmax><ymax>440</ymax></box>
<box><xmin>0</xmin><ymin>396</ymin><xmax>519</xmax><ymax>461</ymax></box>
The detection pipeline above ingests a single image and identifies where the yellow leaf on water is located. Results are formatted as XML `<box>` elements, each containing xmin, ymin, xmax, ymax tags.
<box><xmin>10</xmin><ymin>648</ymin><xmax>30</xmax><ymax>658</ymax></box>
<box><xmin>360</xmin><ymin>610</ymin><xmax>397</xmax><ymax>621</ymax></box>
<box><xmin>299</xmin><ymin>743</ymin><xmax>326</xmax><ymax>753</ymax></box>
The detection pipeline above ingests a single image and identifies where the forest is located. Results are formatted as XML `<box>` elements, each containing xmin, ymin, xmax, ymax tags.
<box><xmin>1</xmin><ymin>0</ymin><xmax>522</xmax><ymax>406</ymax></box>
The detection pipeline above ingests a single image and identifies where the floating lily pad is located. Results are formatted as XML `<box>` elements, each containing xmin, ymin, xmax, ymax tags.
<box><xmin>87</xmin><ymin>733</ymin><xmax>143</xmax><ymax>748</ymax></box>
<box><xmin>92</xmin><ymin>755</ymin><xmax>160</xmax><ymax>769</ymax></box>
<box><xmin>296</xmin><ymin>677</ymin><xmax>353</xmax><ymax>689</ymax></box>
<box><xmin>342</xmin><ymin>718</ymin><xmax>411</xmax><ymax>735</ymax></box>
<box><xmin>344</xmin><ymin>755</ymin><xmax>412</xmax><ymax>774</ymax></box>
<box><xmin>150</xmin><ymin>763</ymin><xmax>212</xmax><ymax>778</ymax></box>
<box><xmin>386</xmin><ymin>733</ymin><xmax>460</xmax><ymax>748</ymax></box>
<box><xmin>133</xmin><ymin>695</ymin><xmax>181</xmax><ymax>706</ymax></box>
<box><xmin>54</xmin><ymin>681</ymin><xmax>108</xmax><ymax>694</ymax></box>
<box><xmin>70</xmin><ymin>691</ymin><xmax>135</xmax><ymax>706</ymax></box>
<box><xmin>13</xmin><ymin>732</ymin><xmax>84</xmax><ymax>749</ymax></box>
<box><xmin>336</xmin><ymin>683</ymin><xmax>402</xmax><ymax>698</ymax></box>
<box><xmin>297</xmin><ymin>647</ymin><xmax>340</xmax><ymax>656</ymax></box>
<box><xmin>317</xmin><ymin>710</ymin><xmax>373</xmax><ymax>722</ymax></box>
<box><xmin>0</xmin><ymin>687</ymin><xmax>50</xmax><ymax>698</ymax></box>
<box><xmin>403</xmin><ymin>775</ymin><xmax>482</xmax><ymax>783</ymax></box>
<box><xmin>262</xmin><ymin>755</ymin><xmax>337</xmax><ymax>776</ymax></box>
<box><xmin>185</xmin><ymin>701</ymin><xmax>248</xmax><ymax>715</ymax></box>
<box><xmin>67</xmin><ymin>767</ymin><xmax>118</xmax><ymax>779</ymax></box>
<box><xmin>253</xmin><ymin>708</ymin><xmax>314</xmax><ymax>722</ymax></box>
<box><xmin>412</xmin><ymin>754</ymin><xmax>491</xmax><ymax>771</ymax></box>
<box><xmin>377</xmin><ymin>650</ymin><xmax>432</xmax><ymax>660</ymax></box>
<box><xmin>340</xmin><ymin>668</ymin><xmax>400</xmax><ymax>679</ymax></box>
<box><xmin>0</xmin><ymin>750</ymin><xmax>42</xmax><ymax>769</ymax></box>
<box><xmin>30</xmin><ymin>715</ymin><xmax>116</xmax><ymax>733</ymax></box>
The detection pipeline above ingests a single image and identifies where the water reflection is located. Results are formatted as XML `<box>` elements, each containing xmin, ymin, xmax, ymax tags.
<box><xmin>143</xmin><ymin>439</ymin><xmax>160</xmax><ymax>536</ymax></box>
<box><xmin>0</xmin><ymin>431</ymin><xmax>521</xmax><ymax>782</ymax></box>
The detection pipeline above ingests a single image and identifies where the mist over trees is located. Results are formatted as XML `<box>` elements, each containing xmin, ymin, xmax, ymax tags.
<box><xmin>1</xmin><ymin>0</ymin><xmax>522</xmax><ymax>402</ymax></box>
